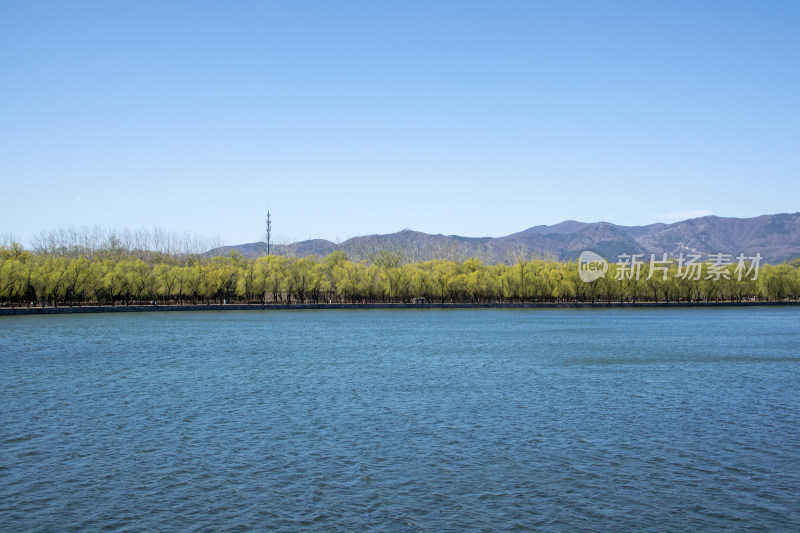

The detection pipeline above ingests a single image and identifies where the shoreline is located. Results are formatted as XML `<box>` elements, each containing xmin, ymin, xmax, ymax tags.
<box><xmin>1</xmin><ymin>301</ymin><xmax>799</xmax><ymax>316</ymax></box>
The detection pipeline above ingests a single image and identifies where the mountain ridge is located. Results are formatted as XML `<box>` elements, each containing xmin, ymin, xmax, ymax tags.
<box><xmin>212</xmin><ymin>212</ymin><xmax>800</xmax><ymax>264</ymax></box>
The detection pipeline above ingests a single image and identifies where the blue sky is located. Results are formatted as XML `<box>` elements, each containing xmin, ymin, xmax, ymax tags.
<box><xmin>1</xmin><ymin>1</ymin><xmax>798</xmax><ymax>246</ymax></box>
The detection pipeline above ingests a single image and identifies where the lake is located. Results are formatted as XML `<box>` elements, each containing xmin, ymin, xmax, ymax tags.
<box><xmin>1</xmin><ymin>308</ymin><xmax>799</xmax><ymax>531</ymax></box>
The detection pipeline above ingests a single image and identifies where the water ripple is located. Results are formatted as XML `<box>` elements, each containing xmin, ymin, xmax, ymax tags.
<box><xmin>1</xmin><ymin>308</ymin><xmax>799</xmax><ymax>531</ymax></box>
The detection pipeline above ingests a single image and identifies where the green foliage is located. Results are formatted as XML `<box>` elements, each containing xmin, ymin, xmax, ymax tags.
<box><xmin>1</xmin><ymin>243</ymin><xmax>798</xmax><ymax>307</ymax></box>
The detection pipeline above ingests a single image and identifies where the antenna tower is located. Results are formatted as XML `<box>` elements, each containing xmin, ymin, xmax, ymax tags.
<box><xmin>266</xmin><ymin>210</ymin><xmax>272</xmax><ymax>255</ymax></box>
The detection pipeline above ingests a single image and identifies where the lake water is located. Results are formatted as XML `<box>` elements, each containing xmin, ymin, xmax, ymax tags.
<box><xmin>1</xmin><ymin>308</ymin><xmax>799</xmax><ymax>531</ymax></box>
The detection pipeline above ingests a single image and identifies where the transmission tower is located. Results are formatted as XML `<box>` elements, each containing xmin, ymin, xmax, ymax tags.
<box><xmin>266</xmin><ymin>210</ymin><xmax>272</xmax><ymax>255</ymax></box>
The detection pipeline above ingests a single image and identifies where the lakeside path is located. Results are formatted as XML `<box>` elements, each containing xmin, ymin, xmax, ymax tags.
<box><xmin>2</xmin><ymin>301</ymin><xmax>799</xmax><ymax>316</ymax></box>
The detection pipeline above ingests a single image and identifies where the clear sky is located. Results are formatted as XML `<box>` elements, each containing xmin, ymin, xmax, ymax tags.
<box><xmin>1</xmin><ymin>1</ymin><xmax>798</xmax><ymax>246</ymax></box>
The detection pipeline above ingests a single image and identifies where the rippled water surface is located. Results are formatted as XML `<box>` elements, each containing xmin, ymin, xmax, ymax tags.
<box><xmin>2</xmin><ymin>308</ymin><xmax>799</xmax><ymax>531</ymax></box>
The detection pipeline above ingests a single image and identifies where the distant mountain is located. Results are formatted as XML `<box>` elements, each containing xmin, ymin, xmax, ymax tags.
<box><xmin>211</xmin><ymin>212</ymin><xmax>800</xmax><ymax>264</ymax></box>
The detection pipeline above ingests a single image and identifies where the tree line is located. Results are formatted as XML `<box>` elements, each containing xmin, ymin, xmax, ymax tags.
<box><xmin>1</xmin><ymin>242</ymin><xmax>799</xmax><ymax>308</ymax></box>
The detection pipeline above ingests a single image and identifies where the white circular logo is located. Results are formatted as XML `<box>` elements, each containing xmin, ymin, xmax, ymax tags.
<box><xmin>578</xmin><ymin>251</ymin><xmax>608</xmax><ymax>282</ymax></box>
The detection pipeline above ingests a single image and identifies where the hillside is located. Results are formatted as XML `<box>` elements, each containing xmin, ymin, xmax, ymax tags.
<box><xmin>211</xmin><ymin>212</ymin><xmax>800</xmax><ymax>264</ymax></box>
